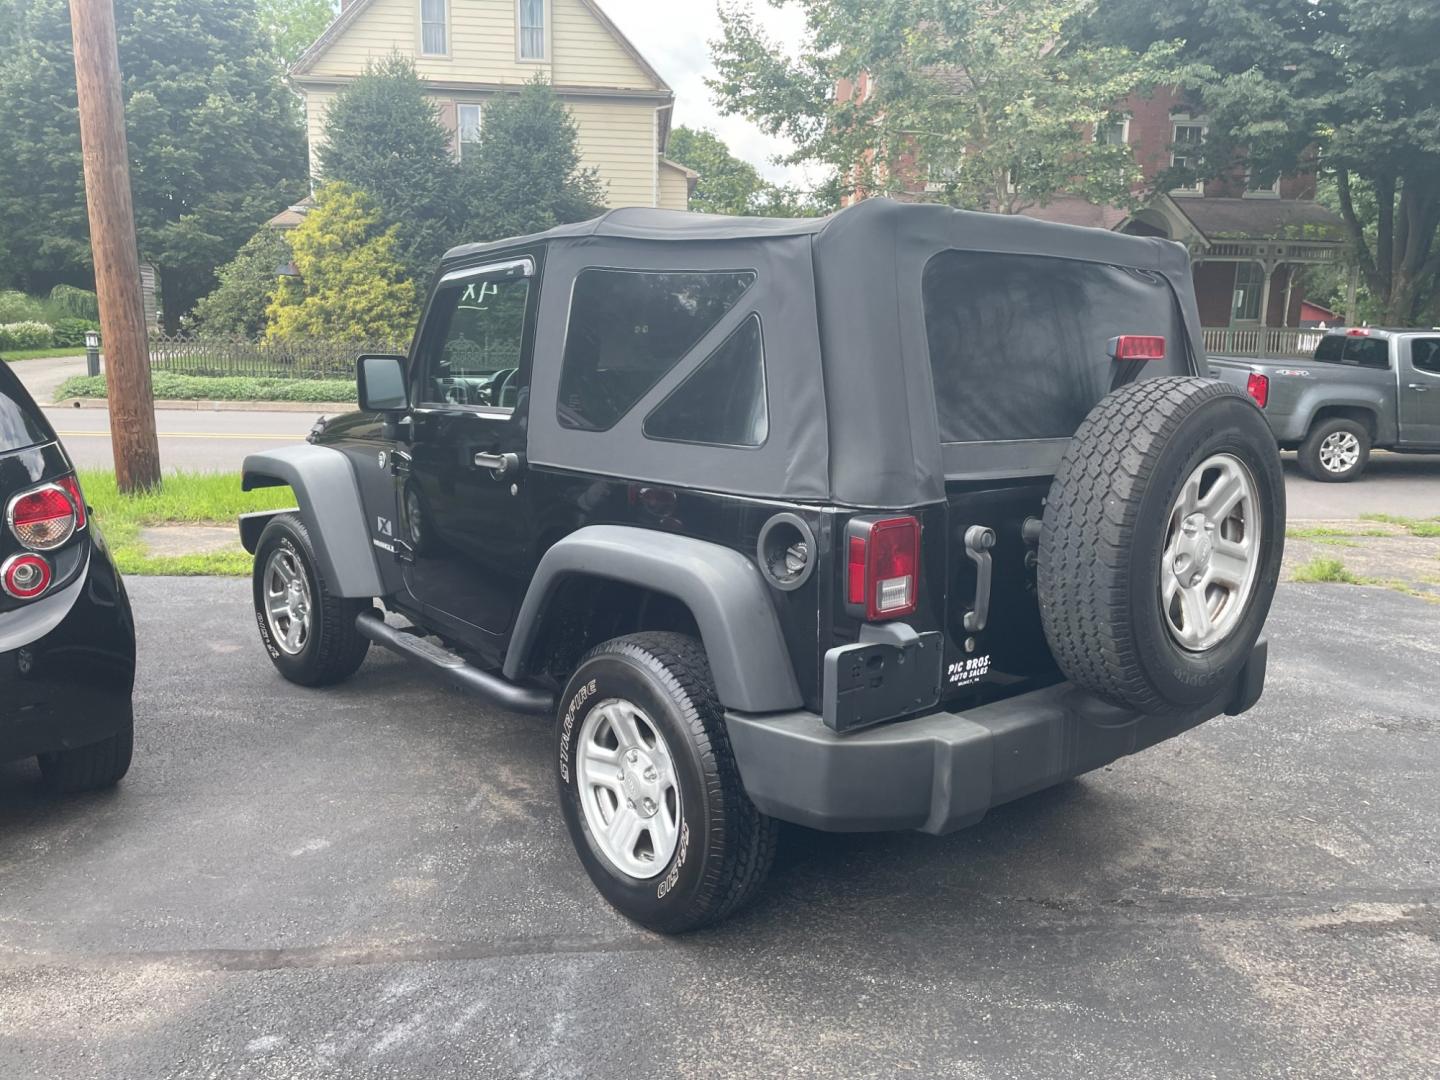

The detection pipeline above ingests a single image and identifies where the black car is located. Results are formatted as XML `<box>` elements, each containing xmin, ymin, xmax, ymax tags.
<box><xmin>1</xmin><ymin>362</ymin><xmax>135</xmax><ymax>791</ymax></box>
<box><xmin>240</xmin><ymin>198</ymin><xmax>1283</xmax><ymax>932</ymax></box>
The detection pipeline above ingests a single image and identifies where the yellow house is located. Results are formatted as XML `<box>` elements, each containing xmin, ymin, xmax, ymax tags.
<box><xmin>290</xmin><ymin>0</ymin><xmax>695</xmax><ymax>210</ymax></box>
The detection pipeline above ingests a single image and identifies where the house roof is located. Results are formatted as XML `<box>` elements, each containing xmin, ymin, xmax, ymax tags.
<box><xmin>1015</xmin><ymin>197</ymin><xmax>1128</xmax><ymax>232</ymax></box>
<box><xmin>290</xmin><ymin>0</ymin><xmax>671</xmax><ymax>93</ymax></box>
<box><xmin>1170</xmin><ymin>197</ymin><xmax>1345</xmax><ymax>243</ymax></box>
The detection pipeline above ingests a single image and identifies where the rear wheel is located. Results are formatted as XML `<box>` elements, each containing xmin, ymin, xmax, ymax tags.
<box><xmin>555</xmin><ymin>632</ymin><xmax>776</xmax><ymax>933</ymax></box>
<box><xmin>38</xmin><ymin>717</ymin><xmax>133</xmax><ymax>794</ymax></box>
<box><xmin>1299</xmin><ymin>417</ymin><xmax>1370</xmax><ymax>482</ymax></box>
<box><xmin>1039</xmin><ymin>377</ymin><xmax>1285</xmax><ymax>715</ymax></box>
<box><xmin>252</xmin><ymin>514</ymin><xmax>371</xmax><ymax>687</ymax></box>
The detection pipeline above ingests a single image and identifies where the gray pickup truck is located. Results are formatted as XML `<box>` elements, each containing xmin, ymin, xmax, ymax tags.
<box><xmin>1210</xmin><ymin>328</ymin><xmax>1440</xmax><ymax>481</ymax></box>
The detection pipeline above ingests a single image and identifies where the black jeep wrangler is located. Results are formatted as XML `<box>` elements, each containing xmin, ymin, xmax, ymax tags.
<box><xmin>240</xmin><ymin>199</ymin><xmax>1283</xmax><ymax>932</ymax></box>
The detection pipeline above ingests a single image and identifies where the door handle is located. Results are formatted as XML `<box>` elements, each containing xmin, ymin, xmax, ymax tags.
<box><xmin>473</xmin><ymin>450</ymin><xmax>522</xmax><ymax>478</ymax></box>
<box><xmin>963</xmin><ymin>525</ymin><xmax>997</xmax><ymax>633</ymax></box>
<box><xmin>1407</xmin><ymin>383</ymin><xmax>1430</xmax><ymax>392</ymax></box>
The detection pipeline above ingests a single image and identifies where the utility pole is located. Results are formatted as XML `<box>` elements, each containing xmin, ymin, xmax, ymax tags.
<box><xmin>69</xmin><ymin>0</ymin><xmax>161</xmax><ymax>492</ymax></box>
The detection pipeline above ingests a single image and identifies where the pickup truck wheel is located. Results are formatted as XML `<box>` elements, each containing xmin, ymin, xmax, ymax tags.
<box><xmin>555</xmin><ymin>632</ymin><xmax>777</xmax><ymax>933</ymax></box>
<box><xmin>1039</xmin><ymin>377</ymin><xmax>1285</xmax><ymax>715</ymax></box>
<box><xmin>252</xmin><ymin>513</ymin><xmax>371</xmax><ymax>687</ymax></box>
<box><xmin>1299</xmin><ymin>418</ymin><xmax>1370</xmax><ymax>482</ymax></box>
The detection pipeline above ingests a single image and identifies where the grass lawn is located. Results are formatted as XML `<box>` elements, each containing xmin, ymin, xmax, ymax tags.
<box><xmin>57</xmin><ymin>371</ymin><xmax>355</xmax><ymax>403</ymax></box>
<box><xmin>79</xmin><ymin>469</ymin><xmax>294</xmax><ymax>576</ymax></box>
<box><xmin>1</xmin><ymin>347</ymin><xmax>85</xmax><ymax>363</ymax></box>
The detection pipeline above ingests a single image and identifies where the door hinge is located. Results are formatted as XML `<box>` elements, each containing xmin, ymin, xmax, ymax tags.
<box><xmin>390</xmin><ymin>449</ymin><xmax>413</xmax><ymax>476</ymax></box>
<box><xmin>391</xmin><ymin>537</ymin><xmax>415</xmax><ymax>564</ymax></box>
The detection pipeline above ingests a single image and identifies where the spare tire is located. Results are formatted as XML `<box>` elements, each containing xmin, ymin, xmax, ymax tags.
<box><xmin>1038</xmin><ymin>377</ymin><xmax>1284</xmax><ymax>715</ymax></box>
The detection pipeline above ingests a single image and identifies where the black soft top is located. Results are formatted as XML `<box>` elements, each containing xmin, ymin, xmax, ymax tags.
<box><xmin>445</xmin><ymin>199</ymin><xmax>1204</xmax><ymax>508</ymax></box>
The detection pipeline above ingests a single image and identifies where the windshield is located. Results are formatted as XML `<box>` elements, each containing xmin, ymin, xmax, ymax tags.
<box><xmin>0</xmin><ymin>363</ymin><xmax>55</xmax><ymax>453</ymax></box>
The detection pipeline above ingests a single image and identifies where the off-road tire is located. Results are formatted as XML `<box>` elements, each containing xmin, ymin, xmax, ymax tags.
<box><xmin>1298</xmin><ymin>416</ymin><xmax>1370</xmax><ymax>482</ymax></box>
<box><xmin>252</xmin><ymin>513</ymin><xmax>371</xmax><ymax>687</ymax></box>
<box><xmin>38</xmin><ymin>717</ymin><xmax>133</xmax><ymax>793</ymax></box>
<box><xmin>556</xmin><ymin>632</ymin><xmax>777</xmax><ymax>933</ymax></box>
<box><xmin>1039</xmin><ymin>377</ymin><xmax>1284</xmax><ymax>715</ymax></box>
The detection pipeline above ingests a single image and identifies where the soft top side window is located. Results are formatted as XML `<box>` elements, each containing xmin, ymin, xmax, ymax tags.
<box><xmin>557</xmin><ymin>268</ymin><xmax>756</xmax><ymax>432</ymax></box>
<box><xmin>644</xmin><ymin>313</ymin><xmax>768</xmax><ymax>448</ymax></box>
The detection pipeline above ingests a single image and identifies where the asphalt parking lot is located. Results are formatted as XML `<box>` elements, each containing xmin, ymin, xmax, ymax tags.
<box><xmin>1</xmin><ymin>577</ymin><xmax>1437</xmax><ymax>1079</ymax></box>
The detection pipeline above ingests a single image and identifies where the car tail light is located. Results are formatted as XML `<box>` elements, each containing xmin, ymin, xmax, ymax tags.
<box><xmin>6</xmin><ymin>481</ymin><xmax>80</xmax><ymax>550</ymax></box>
<box><xmin>1107</xmin><ymin>335</ymin><xmax>1166</xmax><ymax>361</ymax></box>
<box><xmin>846</xmin><ymin>516</ymin><xmax>920</xmax><ymax>621</ymax></box>
<box><xmin>1246</xmin><ymin>373</ymin><xmax>1269</xmax><ymax>408</ymax></box>
<box><xmin>2</xmin><ymin>553</ymin><xmax>52</xmax><ymax>600</ymax></box>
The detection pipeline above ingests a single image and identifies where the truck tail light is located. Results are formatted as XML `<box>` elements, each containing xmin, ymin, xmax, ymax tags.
<box><xmin>6</xmin><ymin>480</ymin><xmax>81</xmax><ymax>550</ymax></box>
<box><xmin>1107</xmin><ymin>335</ymin><xmax>1166</xmax><ymax>360</ymax></box>
<box><xmin>1246</xmin><ymin>373</ymin><xmax>1269</xmax><ymax>408</ymax></box>
<box><xmin>846</xmin><ymin>516</ymin><xmax>920</xmax><ymax>621</ymax></box>
<box><xmin>2</xmin><ymin>553</ymin><xmax>52</xmax><ymax>600</ymax></box>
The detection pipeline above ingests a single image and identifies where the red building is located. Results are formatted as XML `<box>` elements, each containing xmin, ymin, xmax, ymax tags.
<box><xmin>851</xmin><ymin>83</ymin><xmax>1353</xmax><ymax>357</ymax></box>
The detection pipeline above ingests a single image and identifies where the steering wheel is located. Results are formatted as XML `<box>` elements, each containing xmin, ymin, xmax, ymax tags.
<box><xmin>492</xmin><ymin>368</ymin><xmax>518</xmax><ymax>407</ymax></box>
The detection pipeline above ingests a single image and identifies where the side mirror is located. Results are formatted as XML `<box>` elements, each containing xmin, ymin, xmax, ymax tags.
<box><xmin>357</xmin><ymin>354</ymin><xmax>409</xmax><ymax>413</ymax></box>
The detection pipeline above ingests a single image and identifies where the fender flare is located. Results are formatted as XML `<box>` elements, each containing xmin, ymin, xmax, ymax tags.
<box><xmin>240</xmin><ymin>445</ymin><xmax>384</xmax><ymax>599</ymax></box>
<box><xmin>503</xmin><ymin>525</ymin><xmax>803</xmax><ymax>713</ymax></box>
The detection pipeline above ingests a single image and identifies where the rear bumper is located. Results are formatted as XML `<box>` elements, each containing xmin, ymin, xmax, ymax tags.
<box><xmin>0</xmin><ymin>537</ymin><xmax>136</xmax><ymax>763</ymax></box>
<box><xmin>727</xmin><ymin>638</ymin><xmax>1267</xmax><ymax>835</ymax></box>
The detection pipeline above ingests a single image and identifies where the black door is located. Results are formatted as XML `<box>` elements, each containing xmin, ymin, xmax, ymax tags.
<box><xmin>398</xmin><ymin>256</ymin><xmax>538</xmax><ymax>660</ymax></box>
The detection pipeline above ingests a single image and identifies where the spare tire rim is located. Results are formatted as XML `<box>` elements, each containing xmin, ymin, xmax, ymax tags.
<box><xmin>1161</xmin><ymin>453</ymin><xmax>1262</xmax><ymax>653</ymax></box>
<box><xmin>1318</xmin><ymin>431</ymin><xmax>1361</xmax><ymax>473</ymax></box>
<box><xmin>575</xmin><ymin>698</ymin><xmax>681</xmax><ymax>880</ymax></box>
<box><xmin>263</xmin><ymin>547</ymin><xmax>312</xmax><ymax>655</ymax></box>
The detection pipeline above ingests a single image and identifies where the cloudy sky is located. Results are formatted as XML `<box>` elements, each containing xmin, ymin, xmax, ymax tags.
<box><xmin>591</xmin><ymin>0</ymin><xmax>815</xmax><ymax>186</ymax></box>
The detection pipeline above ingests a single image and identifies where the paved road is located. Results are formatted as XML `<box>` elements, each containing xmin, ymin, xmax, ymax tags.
<box><xmin>0</xmin><ymin>578</ymin><xmax>1435</xmax><ymax>1079</ymax></box>
<box><xmin>14</xmin><ymin>356</ymin><xmax>1440</xmax><ymax>514</ymax></box>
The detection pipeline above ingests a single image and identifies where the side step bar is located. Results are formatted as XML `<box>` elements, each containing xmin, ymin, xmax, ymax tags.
<box><xmin>355</xmin><ymin>610</ymin><xmax>555</xmax><ymax>715</ymax></box>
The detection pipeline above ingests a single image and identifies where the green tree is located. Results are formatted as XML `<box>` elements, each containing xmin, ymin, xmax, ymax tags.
<box><xmin>459</xmin><ymin>77</ymin><xmax>606</xmax><ymax>242</ymax></box>
<box><xmin>318</xmin><ymin>55</ymin><xmax>459</xmax><ymax>284</ymax></box>
<box><xmin>1085</xmin><ymin>0</ymin><xmax>1440</xmax><ymax>324</ymax></box>
<box><xmin>267</xmin><ymin>183</ymin><xmax>418</xmax><ymax>343</ymax></box>
<box><xmin>257</xmin><ymin>0</ymin><xmax>337</xmax><ymax>66</ymax></box>
<box><xmin>665</xmin><ymin>126</ymin><xmax>826</xmax><ymax>216</ymax></box>
<box><xmin>190</xmin><ymin>228</ymin><xmax>292</xmax><ymax>338</ymax></box>
<box><xmin>711</xmin><ymin>0</ymin><xmax>1178</xmax><ymax>214</ymax></box>
<box><xmin>0</xmin><ymin>0</ymin><xmax>308</xmax><ymax>327</ymax></box>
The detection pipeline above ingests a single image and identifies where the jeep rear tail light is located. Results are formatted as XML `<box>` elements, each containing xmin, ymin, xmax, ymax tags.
<box><xmin>1246</xmin><ymin>373</ymin><xmax>1269</xmax><ymax>408</ymax></box>
<box><xmin>2</xmin><ymin>553</ymin><xmax>52</xmax><ymax>600</ymax></box>
<box><xmin>6</xmin><ymin>482</ymin><xmax>80</xmax><ymax>550</ymax></box>
<box><xmin>846</xmin><ymin>516</ymin><xmax>920</xmax><ymax>621</ymax></box>
<box><xmin>1107</xmin><ymin>335</ymin><xmax>1166</xmax><ymax>361</ymax></box>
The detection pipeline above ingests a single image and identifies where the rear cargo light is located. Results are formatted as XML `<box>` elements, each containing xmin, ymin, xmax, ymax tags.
<box><xmin>1246</xmin><ymin>373</ymin><xmax>1270</xmax><ymax>408</ymax></box>
<box><xmin>2</xmin><ymin>553</ymin><xmax>52</xmax><ymax>600</ymax></box>
<box><xmin>1346</xmin><ymin>327</ymin><xmax>1370</xmax><ymax>337</ymax></box>
<box><xmin>1107</xmin><ymin>335</ymin><xmax>1166</xmax><ymax>361</ymax></box>
<box><xmin>845</xmin><ymin>516</ymin><xmax>920</xmax><ymax>621</ymax></box>
<box><xmin>6</xmin><ymin>482</ymin><xmax>80</xmax><ymax>551</ymax></box>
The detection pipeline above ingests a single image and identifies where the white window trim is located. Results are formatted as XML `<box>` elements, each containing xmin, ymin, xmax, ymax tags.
<box><xmin>456</xmin><ymin>103</ymin><xmax>483</xmax><ymax>160</ymax></box>
<box><xmin>516</xmin><ymin>0</ymin><xmax>550</xmax><ymax>63</ymax></box>
<box><xmin>1231</xmin><ymin>261</ymin><xmax>1265</xmax><ymax>324</ymax></box>
<box><xmin>418</xmin><ymin>0</ymin><xmax>450</xmax><ymax>59</ymax></box>
<box><xmin>1170</xmin><ymin>117</ymin><xmax>1207</xmax><ymax>197</ymax></box>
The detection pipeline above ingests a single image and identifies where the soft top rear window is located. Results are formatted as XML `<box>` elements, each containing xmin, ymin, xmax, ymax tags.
<box><xmin>0</xmin><ymin>363</ymin><xmax>52</xmax><ymax>453</ymax></box>
<box><xmin>922</xmin><ymin>250</ymin><xmax>1186</xmax><ymax>443</ymax></box>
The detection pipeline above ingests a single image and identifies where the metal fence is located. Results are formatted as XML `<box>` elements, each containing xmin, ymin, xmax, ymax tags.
<box><xmin>1202</xmin><ymin>326</ymin><xmax>1324</xmax><ymax>359</ymax></box>
<box><xmin>147</xmin><ymin>334</ymin><xmax>405</xmax><ymax>380</ymax></box>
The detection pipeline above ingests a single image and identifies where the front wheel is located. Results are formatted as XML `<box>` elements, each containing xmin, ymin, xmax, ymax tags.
<box><xmin>252</xmin><ymin>513</ymin><xmax>371</xmax><ymax>687</ymax></box>
<box><xmin>555</xmin><ymin>632</ymin><xmax>777</xmax><ymax>933</ymax></box>
<box><xmin>1299</xmin><ymin>417</ymin><xmax>1370</xmax><ymax>482</ymax></box>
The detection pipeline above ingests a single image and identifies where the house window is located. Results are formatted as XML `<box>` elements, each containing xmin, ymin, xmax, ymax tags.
<box><xmin>1232</xmin><ymin>262</ymin><xmax>1264</xmax><ymax>323</ymax></box>
<box><xmin>457</xmin><ymin>104</ymin><xmax>482</xmax><ymax>158</ymax></box>
<box><xmin>1245</xmin><ymin>170</ymin><xmax>1281</xmax><ymax>198</ymax></box>
<box><xmin>518</xmin><ymin>0</ymin><xmax>545</xmax><ymax>60</ymax></box>
<box><xmin>1171</xmin><ymin>121</ymin><xmax>1206</xmax><ymax>194</ymax></box>
<box><xmin>1095</xmin><ymin>116</ymin><xmax>1130</xmax><ymax>147</ymax></box>
<box><xmin>420</xmin><ymin>0</ymin><xmax>446</xmax><ymax>55</ymax></box>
